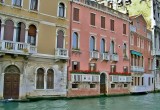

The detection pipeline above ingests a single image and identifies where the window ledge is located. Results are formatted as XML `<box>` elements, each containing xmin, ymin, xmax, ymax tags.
<box><xmin>90</xmin><ymin>25</ymin><xmax>97</xmax><ymax>28</ymax></box>
<box><xmin>57</xmin><ymin>16</ymin><xmax>66</xmax><ymax>20</ymax></box>
<box><xmin>29</xmin><ymin>9</ymin><xmax>39</xmax><ymax>14</ymax></box>
<box><xmin>72</xmin><ymin>49</ymin><xmax>82</xmax><ymax>54</ymax></box>
<box><xmin>73</xmin><ymin>20</ymin><xmax>80</xmax><ymax>24</ymax></box>
<box><xmin>100</xmin><ymin>28</ymin><xmax>107</xmax><ymax>31</ymax></box>
<box><xmin>12</xmin><ymin>5</ymin><xmax>22</xmax><ymax>10</ymax></box>
<box><xmin>110</xmin><ymin>30</ymin><xmax>115</xmax><ymax>33</ymax></box>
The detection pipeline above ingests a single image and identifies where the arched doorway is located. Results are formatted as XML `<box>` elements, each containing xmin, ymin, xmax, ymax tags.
<box><xmin>100</xmin><ymin>73</ymin><xmax>106</xmax><ymax>94</ymax></box>
<box><xmin>3</xmin><ymin>65</ymin><xmax>20</xmax><ymax>99</ymax></box>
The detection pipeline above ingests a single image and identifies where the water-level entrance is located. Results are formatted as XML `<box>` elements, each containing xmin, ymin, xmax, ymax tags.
<box><xmin>3</xmin><ymin>65</ymin><xmax>20</xmax><ymax>99</ymax></box>
<box><xmin>100</xmin><ymin>73</ymin><xmax>106</xmax><ymax>94</ymax></box>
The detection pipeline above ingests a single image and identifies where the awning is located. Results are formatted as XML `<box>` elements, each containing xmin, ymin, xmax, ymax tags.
<box><xmin>130</xmin><ymin>50</ymin><xmax>142</xmax><ymax>56</ymax></box>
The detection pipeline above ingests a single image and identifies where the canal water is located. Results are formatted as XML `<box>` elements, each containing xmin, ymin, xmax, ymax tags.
<box><xmin>0</xmin><ymin>93</ymin><xmax>160</xmax><ymax>110</ymax></box>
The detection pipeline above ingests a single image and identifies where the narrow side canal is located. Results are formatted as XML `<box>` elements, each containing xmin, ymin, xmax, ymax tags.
<box><xmin>0</xmin><ymin>93</ymin><xmax>160</xmax><ymax>110</ymax></box>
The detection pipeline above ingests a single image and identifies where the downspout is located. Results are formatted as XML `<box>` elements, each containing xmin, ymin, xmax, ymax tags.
<box><xmin>67</xmin><ymin>0</ymin><xmax>73</xmax><ymax>97</ymax></box>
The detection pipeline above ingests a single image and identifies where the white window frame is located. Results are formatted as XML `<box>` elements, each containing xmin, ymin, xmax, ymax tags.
<box><xmin>55</xmin><ymin>29</ymin><xmax>66</xmax><ymax>49</ymax></box>
<box><xmin>72</xmin><ymin>31</ymin><xmax>80</xmax><ymax>49</ymax></box>
<box><xmin>29</xmin><ymin>0</ymin><xmax>40</xmax><ymax>11</ymax></box>
<box><xmin>12</xmin><ymin>0</ymin><xmax>23</xmax><ymax>7</ymax></box>
<box><xmin>57</xmin><ymin>2</ymin><xmax>67</xmax><ymax>18</ymax></box>
<box><xmin>89</xmin><ymin>35</ymin><xmax>97</xmax><ymax>51</ymax></box>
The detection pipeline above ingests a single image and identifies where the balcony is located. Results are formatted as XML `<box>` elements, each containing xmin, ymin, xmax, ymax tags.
<box><xmin>102</xmin><ymin>53</ymin><xmax>110</xmax><ymax>61</ymax></box>
<box><xmin>130</xmin><ymin>86</ymin><xmax>148</xmax><ymax>93</ymax></box>
<box><xmin>90</xmin><ymin>51</ymin><xmax>99</xmax><ymax>60</ymax></box>
<box><xmin>0</xmin><ymin>40</ymin><xmax>37</xmax><ymax>55</ymax></box>
<box><xmin>110</xmin><ymin>75</ymin><xmax>132</xmax><ymax>83</ymax></box>
<box><xmin>130</xmin><ymin>25</ymin><xmax>137</xmax><ymax>32</ymax></box>
<box><xmin>131</xmin><ymin>66</ymin><xmax>144</xmax><ymax>72</ymax></box>
<box><xmin>110</xmin><ymin>54</ymin><xmax>119</xmax><ymax>61</ymax></box>
<box><xmin>55</xmin><ymin>48</ymin><xmax>68</xmax><ymax>59</ymax></box>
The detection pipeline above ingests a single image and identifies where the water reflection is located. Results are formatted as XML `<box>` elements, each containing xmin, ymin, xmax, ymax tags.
<box><xmin>0</xmin><ymin>94</ymin><xmax>160</xmax><ymax>110</ymax></box>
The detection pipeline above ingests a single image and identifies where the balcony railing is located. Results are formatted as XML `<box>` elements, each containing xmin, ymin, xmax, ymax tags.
<box><xmin>130</xmin><ymin>25</ymin><xmax>137</xmax><ymax>32</ymax></box>
<box><xmin>55</xmin><ymin>48</ymin><xmax>68</xmax><ymax>59</ymax></box>
<box><xmin>102</xmin><ymin>53</ymin><xmax>110</xmax><ymax>61</ymax></box>
<box><xmin>110</xmin><ymin>54</ymin><xmax>119</xmax><ymax>61</ymax></box>
<box><xmin>130</xmin><ymin>86</ymin><xmax>148</xmax><ymax>93</ymax></box>
<box><xmin>0</xmin><ymin>40</ymin><xmax>37</xmax><ymax>55</ymax></box>
<box><xmin>90</xmin><ymin>51</ymin><xmax>99</xmax><ymax>59</ymax></box>
<box><xmin>131</xmin><ymin>66</ymin><xmax>144</xmax><ymax>72</ymax></box>
<box><xmin>72</xmin><ymin>0</ymin><xmax>128</xmax><ymax>20</ymax></box>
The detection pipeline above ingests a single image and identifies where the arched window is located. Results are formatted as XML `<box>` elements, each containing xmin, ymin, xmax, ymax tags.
<box><xmin>36</xmin><ymin>68</ymin><xmax>44</xmax><ymax>89</ymax></box>
<box><xmin>72</xmin><ymin>32</ymin><xmax>78</xmax><ymax>49</ymax></box>
<box><xmin>100</xmin><ymin>38</ymin><xmax>105</xmax><ymax>53</ymax></box>
<box><xmin>13</xmin><ymin>0</ymin><xmax>22</xmax><ymax>6</ymax></box>
<box><xmin>4</xmin><ymin>20</ymin><xmax>14</xmax><ymax>41</ymax></box>
<box><xmin>58</xmin><ymin>3</ymin><xmax>65</xmax><ymax>17</ymax></box>
<box><xmin>47</xmin><ymin>69</ymin><xmax>54</xmax><ymax>89</ymax></box>
<box><xmin>57</xmin><ymin>30</ymin><xmax>64</xmax><ymax>48</ymax></box>
<box><xmin>110</xmin><ymin>41</ymin><xmax>115</xmax><ymax>54</ymax></box>
<box><xmin>30</xmin><ymin>0</ymin><xmax>38</xmax><ymax>11</ymax></box>
<box><xmin>90</xmin><ymin>36</ymin><xmax>95</xmax><ymax>51</ymax></box>
<box><xmin>16</xmin><ymin>22</ymin><xmax>25</xmax><ymax>42</ymax></box>
<box><xmin>28</xmin><ymin>25</ymin><xmax>36</xmax><ymax>45</ymax></box>
<box><xmin>123</xmin><ymin>43</ymin><xmax>127</xmax><ymax>57</ymax></box>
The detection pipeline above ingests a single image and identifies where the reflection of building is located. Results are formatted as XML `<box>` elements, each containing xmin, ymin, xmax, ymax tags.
<box><xmin>68</xmin><ymin>0</ymin><xmax>131</xmax><ymax>97</ymax></box>
<box><xmin>0</xmin><ymin>0</ymin><xmax>69</xmax><ymax>99</ymax></box>
<box><xmin>129</xmin><ymin>15</ymin><xmax>153</xmax><ymax>93</ymax></box>
<box><xmin>151</xmin><ymin>0</ymin><xmax>160</xmax><ymax>90</ymax></box>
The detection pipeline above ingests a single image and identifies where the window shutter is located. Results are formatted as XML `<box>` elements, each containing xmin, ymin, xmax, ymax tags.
<box><xmin>57</xmin><ymin>30</ymin><xmax>64</xmax><ymax>48</ymax></box>
<box><xmin>101</xmin><ymin>16</ymin><xmax>105</xmax><ymax>28</ymax></box>
<box><xmin>90</xmin><ymin>13</ymin><xmax>95</xmax><ymax>26</ymax></box>
<box><xmin>77</xmin><ymin>62</ymin><xmax>80</xmax><ymax>70</ymax></box>
<box><xmin>73</xmin><ymin>8</ymin><xmax>79</xmax><ymax>21</ymax></box>
<box><xmin>28</xmin><ymin>25</ymin><xmax>36</xmax><ymax>36</ymax></box>
<box><xmin>110</xmin><ymin>19</ymin><xmax>114</xmax><ymax>31</ymax></box>
<box><xmin>123</xmin><ymin>24</ymin><xmax>126</xmax><ymax>34</ymax></box>
<box><xmin>4</xmin><ymin>20</ymin><xmax>14</xmax><ymax>41</ymax></box>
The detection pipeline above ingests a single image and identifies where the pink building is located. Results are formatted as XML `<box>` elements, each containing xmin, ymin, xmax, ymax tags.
<box><xmin>129</xmin><ymin>15</ymin><xmax>154</xmax><ymax>93</ymax></box>
<box><xmin>68</xmin><ymin>0</ymin><xmax>131</xmax><ymax>97</ymax></box>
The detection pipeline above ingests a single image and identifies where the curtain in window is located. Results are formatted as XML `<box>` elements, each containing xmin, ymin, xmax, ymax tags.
<box><xmin>72</xmin><ymin>32</ymin><xmax>78</xmax><ymax>49</ymax></box>
<box><xmin>59</xmin><ymin>3</ymin><xmax>65</xmax><ymax>17</ymax></box>
<box><xmin>30</xmin><ymin>0</ymin><xmax>38</xmax><ymax>10</ymax></box>
<box><xmin>13</xmin><ymin>0</ymin><xmax>21</xmax><ymax>6</ymax></box>
<box><xmin>16</xmin><ymin>22</ymin><xmax>25</xmax><ymax>42</ymax></box>
<box><xmin>4</xmin><ymin>20</ymin><xmax>14</xmax><ymax>41</ymax></box>
<box><xmin>36</xmin><ymin>68</ymin><xmax>44</xmax><ymax>89</ymax></box>
<box><xmin>47</xmin><ymin>69</ymin><xmax>54</xmax><ymax>89</ymax></box>
<box><xmin>28</xmin><ymin>25</ymin><xmax>36</xmax><ymax>45</ymax></box>
<box><xmin>90</xmin><ymin>36</ymin><xmax>95</xmax><ymax>51</ymax></box>
<box><xmin>57</xmin><ymin>30</ymin><xmax>64</xmax><ymax>48</ymax></box>
<box><xmin>100</xmin><ymin>39</ymin><xmax>105</xmax><ymax>53</ymax></box>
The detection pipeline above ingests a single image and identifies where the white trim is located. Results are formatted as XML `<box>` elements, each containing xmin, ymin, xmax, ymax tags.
<box><xmin>57</xmin><ymin>1</ymin><xmax>67</xmax><ymax>18</ymax></box>
<box><xmin>72</xmin><ymin>31</ymin><xmax>80</xmax><ymax>49</ymax></box>
<box><xmin>100</xmin><ymin>38</ymin><xmax>106</xmax><ymax>53</ymax></box>
<box><xmin>12</xmin><ymin>0</ymin><xmax>23</xmax><ymax>7</ymax></box>
<box><xmin>55</xmin><ymin>29</ymin><xmax>66</xmax><ymax>49</ymax></box>
<box><xmin>40</xmin><ymin>21</ymin><xmax>56</xmax><ymax>26</ymax></box>
<box><xmin>89</xmin><ymin>35</ymin><xmax>97</xmax><ymax>51</ymax></box>
<box><xmin>29</xmin><ymin>0</ymin><xmax>40</xmax><ymax>11</ymax></box>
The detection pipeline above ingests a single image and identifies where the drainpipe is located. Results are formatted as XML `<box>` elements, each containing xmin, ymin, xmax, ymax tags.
<box><xmin>67</xmin><ymin>0</ymin><xmax>73</xmax><ymax>97</ymax></box>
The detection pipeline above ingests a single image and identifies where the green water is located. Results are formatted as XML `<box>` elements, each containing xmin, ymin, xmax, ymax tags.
<box><xmin>0</xmin><ymin>93</ymin><xmax>160</xmax><ymax>110</ymax></box>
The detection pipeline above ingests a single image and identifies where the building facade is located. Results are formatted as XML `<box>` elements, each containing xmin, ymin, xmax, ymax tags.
<box><xmin>68</xmin><ymin>0</ymin><xmax>131</xmax><ymax>97</ymax></box>
<box><xmin>130</xmin><ymin>15</ymin><xmax>153</xmax><ymax>93</ymax></box>
<box><xmin>151</xmin><ymin>0</ymin><xmax>160</xmax><ymax>90</ymax></box>
<box><xmin>0</xmin><ymin>0</ymin><xmax>69</xmax><ymax>99</ymax></box>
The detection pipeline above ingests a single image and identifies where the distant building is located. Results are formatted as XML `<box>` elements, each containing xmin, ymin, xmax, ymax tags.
<box><xmin>68</xmin><ymin>0</ymin><xmax>131</xmax><ymax>97</ymax></box>
<box><xmin>129</xmin><ymin>15</ymin><xmax>153</xmax><ymax>93</ymax></box>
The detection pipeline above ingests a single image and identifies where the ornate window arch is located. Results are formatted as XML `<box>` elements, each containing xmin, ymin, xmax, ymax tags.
<box><xmin>4</xmin><ymin>20</ymin><xmax>14</xmax><ymax>41</ymax></box>
<box><xmin>36</xmin><ymin>68</ymin><xmax>44</xmax><ymax>89</ymax></box>
<box><xmin>58</xmin><ymin>2</ymin><xmax>65</xmax><ymax>17</ymax></box>
<box><xmin>46</xmin><ymin>69</ymin><xmax>54</xmax><ymax>89</ymax></box>
<box><xmin>57</xmin><ymin>30</ymin><xmax>64</xmax><ymax>48</ymax></box>
<box><xmin>72</xmin><ymin>32</ymin><xmax>79</xmax><ymax>49</ymax></box>
<box><xmin>28</xmin><ymin>24</ymin><xmax>37</xmax><ymax>45</ymax></box>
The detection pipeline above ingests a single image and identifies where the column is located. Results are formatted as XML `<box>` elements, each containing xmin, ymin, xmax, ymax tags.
<box><xmin>25</xmin><ymin>28</ymin><xmax>28</xmax><ymax>43</ymax></box>
<box><xmin>13</xmin><ymin>25</ymin><xmax>17</xmax><ymax>42</ymax></box>
<box><xmin>19</xmin><ymin>74</ymin><xmax>23</xmax><ymax>99</ymax></box>
<box><xmin>0</xmin><ymin>73</ymin><xmax>5</xmax><ymax>98</ymax></box>
<box><xmin>35</xmin><ymin>30</ymin><xmax>39</xmax><ymax>47</ymax></box>
<box><xmin>0</xmin><ymin>23</ymin><xmax>5</xmax><ymax>40</ymax></box>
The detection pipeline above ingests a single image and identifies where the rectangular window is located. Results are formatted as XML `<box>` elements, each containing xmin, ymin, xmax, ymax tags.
<box><xmin>30</xmin><ymin>0</ymin><xmax>38</xmax><ymax>11</ymax></box>
<box><xmin>13</xmin><ymin>0</ymin><xmax>22</xmax><ymax>6</ymax></box>
<box><xmin>111</xmin><ymin>84</ymin><xmax>115</xmax><ymax>88</ymax></box>
<box><xmin>90</xmin><ymin>84</ymin><xmax>96</xmax><ymax>88</ymax></box>
<box><xmin>123</xmin><ymin>24</ymin><xmax>126</xmax><ymax>34</ymax></box>
<box><xmin>148</xmin><ymin>77</ymin><xmax>151</xmax><ymax>86</ymax></box>
<box><xmin>110</xmin><ymin>65</ymin><xmax>116</xmax><ymax>73</ymax></box>
<box><xmin>72</xmin><ymin>61</ymin><xmax>80</xmax><ymax>71</ymax></box>
<box><xmin>123</xmin><ymin>66</ymin><xmax>128</xmax><ymax>72</ymax></box>
<box><xmin>124</xmin><ymin>84</ymin><xmax>128</xmax><ymax>88</ymax></box>
<box><xmin>142</xmin><ymin>77</ymin><xmax>144</xmax><ymax>86</ymax></box>
<box><xmin>101</xmin><ymin>16</ymin><xmax>105</xmax><ymax>29</ymax></box>
<box><xmin>72</xmin><ymin>84</ymin><xmax>78</xmax><ymax>89</ymax></box>
<box><xmin>73</xmin><ymin>8</ymin><xmax>79</xmax><ymax>21</ymax></box>
<box><xmin>89</xmin><ymin>63</ymin><xmax>96</xmax><ymax>71</ymax></box>
<box><xmin>90</xmin><ymin>13</ymin><xmax>95</xmax><ymax>26</ymax></box>
<box><xmin>110</xmin><ymin>19</ymin><xmax>114</xmax><ymax>31</ymax></box>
